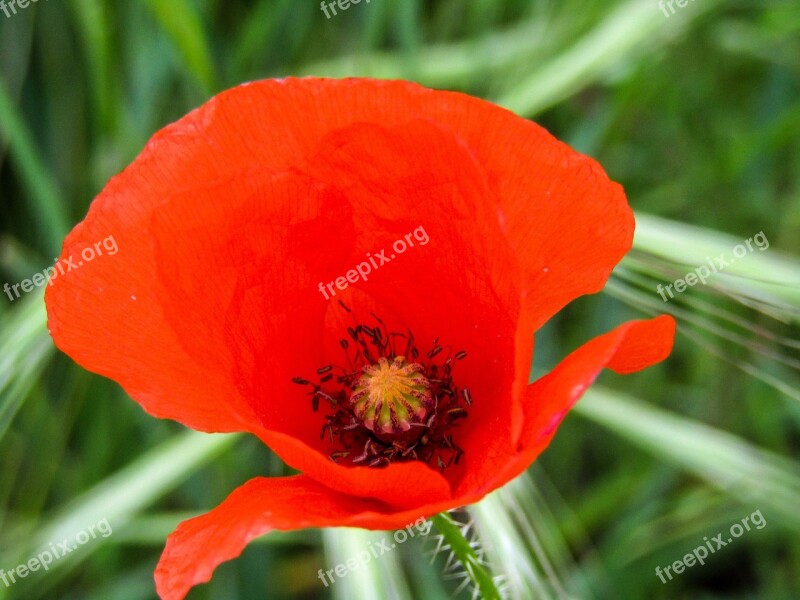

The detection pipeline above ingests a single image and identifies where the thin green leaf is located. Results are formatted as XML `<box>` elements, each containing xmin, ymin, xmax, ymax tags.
<box><xmin>632</xmin><ymin>213</ymin><xmax>800</xmax><ymax>312</ymax></box>
<box><xmin>575</xmin><ymin>387</ymin><xmax>800</xmax><ymax>531</ymax></box>
<box><xmin>496</xmin><ymin>0</ymin><xmax>722</xmax><ymax>116</ymax></box>
<box><xmin>0</xmin><ymin>295</ymin><xmax>53</xmax><ymax>441</ymax></box>
<box><xmin>322</xmin><ymin>528</ymin><xmax>413</xmax><ymax>600</ymax></box>
<box><xmin>0</xmin><ymin>79</ymin><xmax>68</xmax><ymax>252</ymax></box>
<box><xmin>0</xmin><ymin>431</ymin><xmax>240</xmax><ymax>578</ymax></box>
<box><xmin>142</xmin><ymin>0</ymin><xmax>216</xmax><ymax>94</ymax></box>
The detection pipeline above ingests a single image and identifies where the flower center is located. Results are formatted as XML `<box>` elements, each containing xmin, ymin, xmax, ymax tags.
<box><xmin>293</xmin><ymin>302</ymin><xmax>471</xmax><ymax>471</ymax></box>
<box><xmin>350</xmin><ymin>356</ymin><xmax>433</xmax><ymax>440</ymax></box>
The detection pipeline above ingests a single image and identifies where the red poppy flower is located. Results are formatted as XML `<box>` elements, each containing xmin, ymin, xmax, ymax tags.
<box><xmin>45</xmin><ymin>78</ymin><xmax>675</xmax><ymax>600</ymax></box>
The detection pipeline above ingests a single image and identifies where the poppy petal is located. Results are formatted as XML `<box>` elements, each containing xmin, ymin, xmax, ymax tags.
<box><xmin>155</xmin><ymin>475</ymin><xmax>461</xmax><ymax>600</ymax></box>
<box><xmin>253</xmin><ymin>427</ymin><xmax>453</xmax><ymax>508</ymax></box>
<box><xmin>426</xmin><ymin>107</ymin><xmax>635</xmax><ymax>332</ymax></box>
<box><xmin>45</xmin><ymin>169</ymin><xmax>352</xmax><ymax>435</ymax></box>
<box><xmin>497</xmin><ymin>315</ymin><xmax>676</xmax><ymax>486</ymax></box>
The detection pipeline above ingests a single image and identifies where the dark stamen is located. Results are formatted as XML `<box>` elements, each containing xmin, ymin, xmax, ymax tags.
<box><xmin>463</xmin><ymin>388</ymin><xmax>472</xmax><ymax>406</ymax></box>
<box><xmin>293</xmin><ymin>307</ymin><xmax>472</xmax><ymax>471</ymax></box>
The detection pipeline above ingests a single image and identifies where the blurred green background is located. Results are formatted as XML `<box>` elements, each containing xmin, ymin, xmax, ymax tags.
<box><xmin>1</xmin><ymin>0</ymin><xmax>799</xmax><ymax>599</ymax></box>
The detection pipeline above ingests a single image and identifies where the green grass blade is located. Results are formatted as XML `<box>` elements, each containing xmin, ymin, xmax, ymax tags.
<box><xmin>322</xmin><ymin>528</ymin><xmax>413</xmax><ymax>600</ymax></box>
<box><xmin>300</xmin><ymin>15</ymin><xmax>549</xmax><ymax>87</ymax></box>
<box><xmin>632</xmin><ymin>212</ymin><xmax>800</xmax><ymax>311</ymax></box>
<box><xmin>496</xmin><ymin>0</ymin><xmax>722</xmax><ymax>116</ymax></box>
<box><xmin>472</xmin><ymin>469</ymin><xmax>588</xmax><ymax>599</ymax></box>
<box><xmin>0</xmin><ymin>431</ymin><xmax>240</xmax><ymax>584</ymax></box>
<box><xmin>142</xmin><ymin>0</ymin><xmax>216</xmax><ymax>94</ymax></box>
<box><xmin>575</xmin><ymin>387</ymin><xmax>800</xmax><ymax>530</ymax></box>
<box><xmin>0</xmin><ymin>79</ymin><xmax>68</xmax><ymax>253</ymax></box>
<box><xmin>0</xmin><ymin>295</ymin><xmax>53</xmax><ymax>441</ymax></box>
<box><xmin>69</xmin><ymin>0</ymin><xmax>117</xmax><ymax>135</ymax></box>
